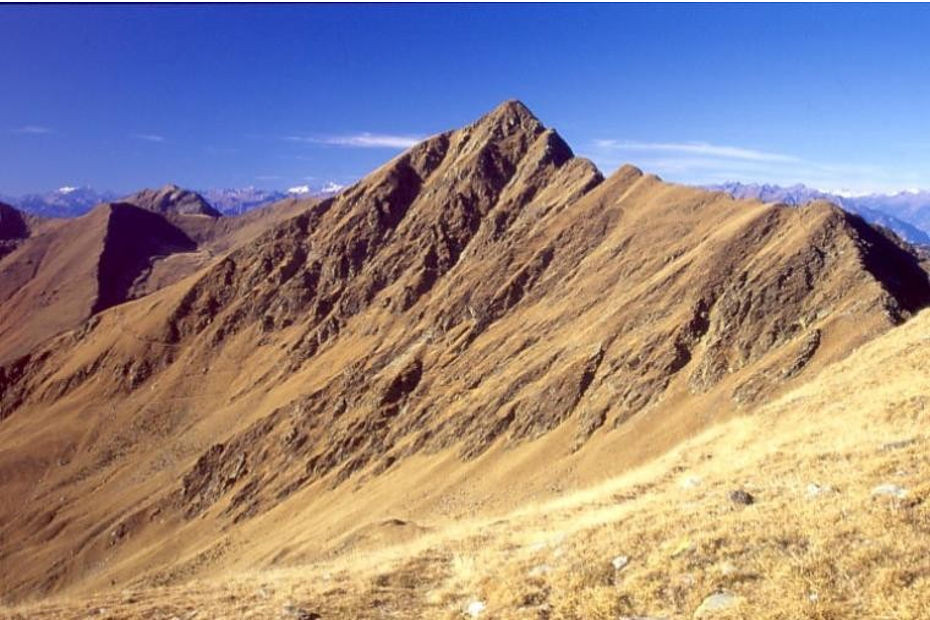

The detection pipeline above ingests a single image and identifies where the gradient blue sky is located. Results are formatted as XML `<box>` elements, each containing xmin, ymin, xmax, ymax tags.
<box><xmin>4</xmin><ymin>4</ymin><xmax>930</xmax><ymax>195</ymax></box>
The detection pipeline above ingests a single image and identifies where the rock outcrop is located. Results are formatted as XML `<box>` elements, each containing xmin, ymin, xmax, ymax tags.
<box><xmin>0</xmin><ymin>101</ymin><xmax>928</xmax><ymax>602</ymax></box>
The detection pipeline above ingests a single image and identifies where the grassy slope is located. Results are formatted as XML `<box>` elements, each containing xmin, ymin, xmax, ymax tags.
<box><xmin>5</xmin><ymin>306</ymin><xmax>929</xmax><ymax>619</ymax></box>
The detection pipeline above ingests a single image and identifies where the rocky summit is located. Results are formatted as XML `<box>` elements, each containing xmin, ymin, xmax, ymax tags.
<box><xmin>1</xmin><ymin>101</ymin><xmax>930</xmax><ymax>618</ymax></box>
<box><xmin>120</xmin><ymin>184</ymin><xmax>222</xmax><ymax>217</ymax></box>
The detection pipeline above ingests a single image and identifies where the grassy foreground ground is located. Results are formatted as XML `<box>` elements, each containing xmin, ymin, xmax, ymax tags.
<box><xmin>5</xmin><ymin>308</ymin><xmax>929</xmax><ymax>619</ymax></box>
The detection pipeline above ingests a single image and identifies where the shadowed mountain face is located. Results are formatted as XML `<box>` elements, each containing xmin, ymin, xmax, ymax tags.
<box><xmin>0</xmin><ymin>202</ymin><xmax>29</xmax><ymax>241</ymax></box>
<box><xmin>0</xmin><ymin>202</ymin><xmax>36</xmax><ymax>261</ymax></box>
<box><xmin>0</xmin><ymin>203</ymin><xmax>196</xmax><ymax>364</ymax></box>
<box><xmin>0</xmin><ymin>101</ymin><xmax>928</xmax><ymax>602</ymax></box>
<box><xmin>0</xmin><ymin>192</ymin><xmax>310</xmax><ymax>365</ymax></box>
<box><xmin>91</xmin><ymin>204</ymin><xmax>198</xmax><ymax>314</ymax></box>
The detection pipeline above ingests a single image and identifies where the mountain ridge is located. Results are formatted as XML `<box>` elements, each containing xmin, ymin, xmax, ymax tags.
<box><xmin>708</xmin><ymin>181</ymin><xmax>930</xmax><ymax>244</ymax></box>
<box><xmin>0</xmin><ymin>101</ymin><xmax>928</xmax><ymax>606</ymax></box>
<box><xmin>0</xmin><ymin>189</ymin><xmax>317</xmax><ymax>364</ymax></box>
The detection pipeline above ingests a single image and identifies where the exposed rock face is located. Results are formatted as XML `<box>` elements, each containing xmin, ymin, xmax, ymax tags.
<box><xmin>121</xmin><ymin>184</ymin><xmax>222</xmax><ymax>217</ymax></box>
<box><xmin>0</xmin><ymin>101</ymin><xmax>928</xmax><ymax>601</ymax></box>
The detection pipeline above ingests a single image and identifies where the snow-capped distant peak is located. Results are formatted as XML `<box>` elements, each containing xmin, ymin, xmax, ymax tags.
<box><xmin>287</xmin><ymin>185</ymin><xmax>312</xmax><ymax>195</ymax></box>
<box><xmin>823</xmin><ymin>188</ymin><xmax>865</xmax><ymax>198</ymax></box>
<box><xmin>320</xmin><ymin>182</ymin><xmax>346</xmax><ymax>194</ymax></box>
<box><xmin>57</xmin><ymin>186</ymin><xmax>78</xmax><ymax>194</ymax></box>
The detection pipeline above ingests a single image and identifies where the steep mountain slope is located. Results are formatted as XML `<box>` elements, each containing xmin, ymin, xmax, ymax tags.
<box><xmin>0</xmin><ymin>203</ymin><xmax>196</xmax><ymax>363</ymax></box>
<box><xmin>0</xmin><ymin>101</ymin><xmax>928</xmax><ymax>606</ymax></box>
<box><xmin>0</xmin><ymin>195</ymin><xmax>313</xmax><ymax>364</ymax></box>
<box><xmin>8</xmin><ymin>305</ymin><xmax>930</xmax><ymax>619</ymax></box>
<box><xmin>126</xmin><ymin>196</ymin><xmax>314</xmax><ymax>299</ymax></box>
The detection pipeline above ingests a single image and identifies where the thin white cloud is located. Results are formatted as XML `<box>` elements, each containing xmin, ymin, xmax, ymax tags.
<box><xmin>133</xmin><ymin>133</ymin><xmax>166</xmax><ymax>143</ymax></box>
<box><xmin>12</xmin><ymin>125</ymin><xmax>53</xmax><ymax>135</ymax></box>
<box><xmin>284</xmin><ymin>132</ymin><xmax>421</xmax><ymax>149</ymax></box>
<box><xmin>585</xmin><ymin>137</ymin><xmax>925</xmax><ymax>194</ymax></box>
<box><xmin>593</xmin><ymin>140</ymin><xmax>798</xmax><ymax>163</ymax></box>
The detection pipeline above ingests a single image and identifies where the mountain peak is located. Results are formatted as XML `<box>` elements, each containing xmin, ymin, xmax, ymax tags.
<box><xmin>5</xmin><ymin>103</ymin><xmax>930</xmax><ymax>615</ymax></box>
<box><xmin>120</xmin><ymin>184</ymin><xmax>221</xmax><ymax>217</ymax></box>
<box><xmin>491</xmin><ymin>98</ymin><xmax>536</xmax><ymax>117</ymax></box>
<box><xmin>471</xmin><ymin>99</ymin><xmax>545</xmax><ymax>137</ymax></box>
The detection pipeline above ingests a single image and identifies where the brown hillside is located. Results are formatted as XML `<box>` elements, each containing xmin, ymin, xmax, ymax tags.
<box><xmin>7</xmin><ymin>304</ymin><xmax>930</xmax><ymax>618</ymax></box>
<box><xmin>90</xmin><ymin>203</ymin><xmax>198</xmax><ymax>313</ymax></box>
<box><xmin>0</xmin><ymin>196</ymin><xmax>312</xmax><ymax>364</ymax></box>
<box><xmin>0</xmin><ymin>101</ymin><xmax>928</xmax><ymax>605</ymax></box>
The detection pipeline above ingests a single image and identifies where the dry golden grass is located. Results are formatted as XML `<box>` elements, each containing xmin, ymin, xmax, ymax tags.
<box><xmin>5</xmin><ymin>309</ymin><xmax>930</xmax><ymax>618</ymax></box>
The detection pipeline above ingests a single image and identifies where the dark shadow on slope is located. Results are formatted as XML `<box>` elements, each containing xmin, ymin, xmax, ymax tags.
<box><xmin>0</xmin><ymin>203</ymin><xmax>29</xmax><ymax>241</ymax></box>
<box><xmin>843</xmin><ymin>211</ymin><xmax>930</xmax><ymax>316</ymax></box>
<box><xmin>92</xmin><ymin>203</ymin><xmax>197</xmax><ymax>314</ymax></box>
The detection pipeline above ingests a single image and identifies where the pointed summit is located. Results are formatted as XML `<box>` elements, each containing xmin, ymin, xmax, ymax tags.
<box><xmin>489</xmin><ymin>99</ymin><xmax>538</xmax><ymax>121</ymax></box>
<box><xmin>468</xmin><ymin>99</ymin><xmax>546</xmax><ymax>140</ymax></box>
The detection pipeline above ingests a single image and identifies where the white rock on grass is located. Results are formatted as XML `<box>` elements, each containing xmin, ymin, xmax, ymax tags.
<box><xmin>694</xmin><ymin>590</ymin><xmax>741</xmax><ymax>617</ymax></box>
<box><xmin>717</xmin><ymin>561</ymin><xmax>738</xmax><ymax>576</ymax></box>
<box><xmin>612</xmin><ymin>555</ymin><xmax>630</xmax><ymax>570</ymax></box>
<box><xmin>806</xmin><ymin>483</ymin><xmax>834</xmax><ymax>498</ymax></box>
<box><xmin>871</xmin><ymin>483</ymin><xmax>908</xmax><ymax>499</ymax></box>
<box><xmin>681</xmin><ymin>476</ymin><xmax>702</xmax><ymax>489</ymax></box>
<box><xmin>528</xmin><ymin>563</ymin><xmax>551</xmax><ymax>577</ymax></box>
<box><xmin>465</xmin><ymin>600</ymin><xmax>486</xmax><ymax>617</ymax></box>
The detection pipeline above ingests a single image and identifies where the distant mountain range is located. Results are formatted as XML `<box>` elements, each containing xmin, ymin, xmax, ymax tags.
<box><xmin>708</xmin><ymin>182</ymin><xmax>930</xmax><ymax>245</ymax></box>
<box><xmin>0</xmin><ymin>186</ymin><xmax>120</xmax><ymax>218</ymax></box>
<box><xmin>0</xmin><ymin>183</ymin><xmax>347</xmax><ymax>218</ymax></box>
<box><xmin>7</xmin><ymin>180</ymin><xmax>929</xmax><ymax>247</ymax></box>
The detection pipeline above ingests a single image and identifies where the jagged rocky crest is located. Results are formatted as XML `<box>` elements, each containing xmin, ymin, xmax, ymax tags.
<box><xmin>0</xmin><ymin>101</ymin><xmax>928</xmax><ymax>600</ymax></box>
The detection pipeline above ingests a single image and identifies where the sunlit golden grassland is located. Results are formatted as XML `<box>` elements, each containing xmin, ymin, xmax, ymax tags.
<box><xmin>6</xmin><ymin>311</ymin><xmax>930</xmax><ymax>619</ymax></box>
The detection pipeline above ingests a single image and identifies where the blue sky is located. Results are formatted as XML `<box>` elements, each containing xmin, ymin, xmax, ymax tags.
<box><xmin>3</xmin><ymin>4</ymin><xmax>930</xmax><ymax>195</ymax></box>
